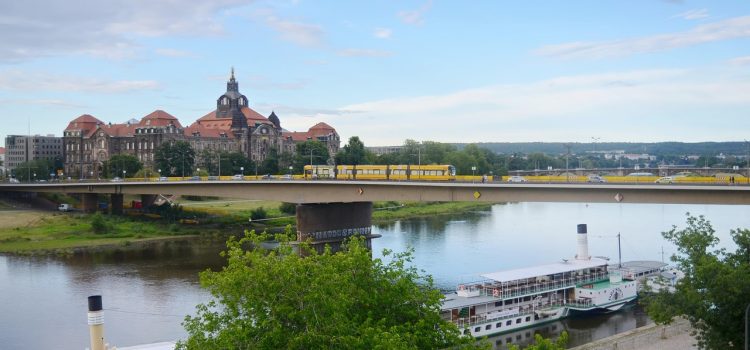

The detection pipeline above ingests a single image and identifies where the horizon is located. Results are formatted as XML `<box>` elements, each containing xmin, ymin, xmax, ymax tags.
<box><xmin>1</xmin><ymin>1</ymin><xmax>749</xmax><ymax>146</ymax></box>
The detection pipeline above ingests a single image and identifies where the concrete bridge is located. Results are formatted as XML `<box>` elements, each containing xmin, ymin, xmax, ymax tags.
<box><xmin>3</xmin><ymin>180</ymin><xmax>750</xmax><ymax>248</ymax></box>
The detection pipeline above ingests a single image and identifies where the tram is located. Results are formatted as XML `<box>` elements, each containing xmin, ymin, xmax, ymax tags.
<box><xmin>303</xmin><ymin>164</ymin><xmax>457</xmax><ymax>181</ymax></box>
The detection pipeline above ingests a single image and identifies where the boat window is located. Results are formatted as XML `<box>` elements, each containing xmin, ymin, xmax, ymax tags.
<box><xmin>525</xmin><ymin>316</ymin><xmax>531</xmax><ymax>322</ymax></box>
<box><xmin>485</xmin><ymin>325</ymin><xmax>492</xmax><ymax>330</ymax></box>
<box><xmin>496</xmin><ymin>322</ymin><xmax>502</xmax><ymax>328</ymax></box>
<box><xmin>495</xmin><ymin>301</ymin><xmax>502</xmax><ymax>307</ymax></box>
<box><xmin>526</xmin><ymin>332</ymin><xmax>531</xmax><ymax>338</ymax></box>
<box><xmin>506</xmin><ymin>337</ymin><xmax>512</xmax><ymax>343</ymax></box>
<box><xmin>474</xmin><ymin>327</ymin><xmax>480</xmax><ymax>333</ymax></box>
<box><xmin>506</xmin><ymin>320</ymin><xmax>512</xmax><ymax>326</ymax></box>
<box><xmin>516</xmin><ymin>318</ymin><xmax>522</xmax><ymax>324</ymax></box>
<box><xmin>517</xmin><ymin>335</ymin><xmax>522</xmax><ymax>340</ymax></box>
<box><xmin>464</xmin><ymin>329</ymin><xmax>470</xmax><ymax>335</ymax></box>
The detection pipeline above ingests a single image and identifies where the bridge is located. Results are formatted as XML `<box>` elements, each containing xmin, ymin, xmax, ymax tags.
<box><xmin>2</xmin><ymin>180</ymin><xmax>749</xmax><ymax>248</ymax></box>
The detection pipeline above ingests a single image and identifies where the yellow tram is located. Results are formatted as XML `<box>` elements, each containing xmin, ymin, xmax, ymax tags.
<box><xmin>303</xmin><ymin>164</ymin><xmax>456</xmax><ymax>181</ymax></box>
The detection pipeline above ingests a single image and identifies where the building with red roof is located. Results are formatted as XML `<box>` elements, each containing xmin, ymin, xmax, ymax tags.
<box><xmin>62</xmin><ymin>69</ymin><xmax>339</xmax><ymax>178</ymax></box>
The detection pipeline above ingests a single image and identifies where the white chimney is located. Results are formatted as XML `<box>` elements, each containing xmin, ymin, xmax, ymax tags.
<box><xmin>576</xmin><ymin>224</ymin><xmax>590</xmax><ymax>260</ymax></box>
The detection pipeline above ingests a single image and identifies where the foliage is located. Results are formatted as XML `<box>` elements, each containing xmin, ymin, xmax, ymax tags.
<box><xmin>278</xmin><ymin>202</ymin><xmax>296</xmax><ymax>215</ymax></box>
<box><xmin>10</xmin><ymin>158</ymin><xmax>59</xmax><ymax>181</ymax></box>
<box><xmin>508</xmin><ymin>332</ymin><xmax>568</xmax><ymax>350</ymax></box>
<box><xmin>259</xmin><ymin>148</ymin><xmax>279</xmax><ymax>175</ymax></box>
<box><xmin>90</xmin><ymin>212</ymin><xmax>111</xmax><ymax>234</ymax></box>
<box><xmin>249</xmin><ymin>207</ymin><xmax>267</xmax><ymax>221</ymax></box>
<box><xmin>294</xmin><ymin>140</ymin><xmax>330</xmax><ymax>172</ymax></box>
<box><xmin>642</xmin><ymin>214</ymin><xmax>750</xmax><ymax>350</ymax></box>
<box><xmin>154</xmin><ymin>141</ymin><xmax>195</xmax><ymax>177</ymax></box>
<box><xmin>335</xmin><ymin>136</ymin><xmax>370</xmax><ymax>166</ymax></box>
<box><xmin>102</xmin><ymin>154</ymin><xmax>142</xmax><ymax>178</ymax></box>
<box><xmin>177</xmin><ymin>231</ymin><xmax>482</xmax><ymax>350</ymax></box>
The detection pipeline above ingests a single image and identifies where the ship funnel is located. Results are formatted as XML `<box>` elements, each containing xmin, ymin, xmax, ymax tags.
<box><xmin>576</xmin><ymin>224</ymin><xmax>590</xmax><ymax>260</ymax></box>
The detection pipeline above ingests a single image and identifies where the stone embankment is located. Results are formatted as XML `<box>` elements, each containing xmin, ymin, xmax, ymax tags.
<box><xmin>571</xmin><ymin>318</ymin><xmax>695</xmax><ymax>350</ymax></box>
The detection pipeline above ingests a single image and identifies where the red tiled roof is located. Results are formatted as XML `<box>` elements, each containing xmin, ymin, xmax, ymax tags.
<box><xmin>283</xmin><ymin>131</ymin><xmax>313</xmax><ymax>142</ymax></box>
<box><xmin>309</xmin><ymin>122</ymin><xmax>335</xmax><ymax>131</ymax></box>
<box><xmin>99</xmin><ymin>123</ymin><xmax>137</xmax><ymax>137</ymax></box>
<box><xmin>184</xmin><ymin>124</ymin><xmax>235</xmax><ymax>139</ymax></box>
<box><xmin>0</xmin><ymin>147</ymin><xmax>5</xmax><ymax>155</ymax></box>
<box><xmin>65</xmin><ymin>114</ymin><xmax>104</xmax><ymax>131</ymax></box>
<box><xmin>196</xmin><ymin>107</ymin><xmax>271</xmax><ymax>129</ymax></box>
<box><xmin>140</xmin><ymin>110</ymin><xmax>182</xmax><ymax>128</ymax></box>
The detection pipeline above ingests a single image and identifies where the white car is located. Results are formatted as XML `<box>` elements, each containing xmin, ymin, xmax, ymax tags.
<box><xmin>232</xmin><ymin>174</ymin><xmax>245</xmax><ymax>180</ymax></box>
<box><xmin>587</xmin><ymin>175</ymin><xmax>607</xmax><ymax>183</ymax></box>
<box><xmin>655</xmin><ymin>176</ymin><xmax>675</xmax><ymax>184</ymax></box>
<box><xmin>507</xmin><ymin>175</ymin><xmax>527</xmax><ymax>183</ymax></box>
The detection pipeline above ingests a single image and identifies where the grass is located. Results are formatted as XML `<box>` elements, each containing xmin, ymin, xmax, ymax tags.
<box><xmin>372</xmin><ymin>201</ymin><xmax>492</xmax><ymax>222</ymax></box>
<box><xmin>0</xmin><ymin>211</ymin><xmax>215</xmax><ymax>254</ymax></box>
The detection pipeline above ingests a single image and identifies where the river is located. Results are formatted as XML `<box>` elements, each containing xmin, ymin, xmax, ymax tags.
<box><xmin>1</xmin><ymin>202</ymin><xmax>748</xmax><ymax>349</ymax></box>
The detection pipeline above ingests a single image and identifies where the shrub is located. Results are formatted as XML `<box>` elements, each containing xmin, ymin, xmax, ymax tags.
<box><xmin>90</xmin><ymin>213</ymin><xmax>110</xmax><ymax>234</ymax></box>
<box><xmin>250</xmin><ymin>207</ymin><xmax>267</xmax><ymax>221</ymax></box>
<box><xmin>278</xmin><ymin>202</ymin><xmax>297</xmax><ymax>215</ymax></box>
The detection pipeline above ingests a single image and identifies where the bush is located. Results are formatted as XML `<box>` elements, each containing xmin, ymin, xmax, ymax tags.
<box><xmin>278</xmin><ymin>202</ymin><xmax>297</xmax><ymax>215</ymax></box>
<box><xmin>250</xmin><ymin>207</ymin><xmax>267</xmax><ymax>221</ymax></box>
<box><xmin>90</xmin><ymin>213</ymin><xmax>110</xmax><ymax>234</ymax></box>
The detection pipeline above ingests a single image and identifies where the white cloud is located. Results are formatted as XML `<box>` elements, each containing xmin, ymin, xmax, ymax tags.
<box><xmin>154</xmin><ymin>48</ymin><xmax>195</xmax><ymax>58</ymax></box>
<box><xmin>0</xmin><ymin>0</ymin><xmax>254</xmax><ymax>62</ymax></box>
<box><xmin>337</xmin><ymin>49</ymin><xmax>392</xmax><ymax>57</ymax></box>
<box><xmin>0</xmin><ymin>70</ymin><xmax>159</xmax><ymax>93</ymax></box>
<box><xmin>673</xmin><ymin>9</ymin><xmax>710</xmax><ymax>20</ymax></box>
<box><xmin>729</xmin><ymin>55</ymin><xmax>750</xmax><ymax>66</ymax></box>
<box><xmin>264</xmin><ymin>15</ymin><xmax>325</xmax><ymax>47</ymax></box>
<box><xmin>374</xmin><ymin>27</ymin><xmax>392</xmax><ymax>39</ymax></box>
<box><xmin>398</xmin><ymin>0</ymin><xmax>433</xmax><ymax>25</ymax></box>
<box><xmin>319</xmin><ymin>68</ymin><xmax>750</xmax><ymax>145</ymax></box>
<box><xmin>536</xmin><ymin>16</ymin><xmax>750</xmax><ymax>59</ymax></box>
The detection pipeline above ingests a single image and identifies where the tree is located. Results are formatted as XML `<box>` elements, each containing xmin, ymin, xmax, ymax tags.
<box><xmin>103</xmin><ymin>154</ymin><xmax>142</xmax><ymax>178</ymax></box>
<box><xmin>11</xmin><ymin>159</ymin><xmax>56</xmax><ymax>181</ymax></box>
<box><xmin>154</xmin><ymin>141</ymin><xmax>195</xmax><ymax>177</ymax></box>
<box><xmin>336</xmin><ymin>136</ymin><xmax>369</xmax><ymax>165</ymax></box>
<box><xmin>178</xmin><ymin>231</ymin><xmax>483</xmax><ymax>350</ymax></box>
<box><xmin>293</xmin><ymin>141</ymin><xmax>330</xmax><ymax>172</ymax></box>
<box><xmin>509</xmin><ymin>332</ymin><xmax>568</xmax><ymax>350</ymax></box>
<box><xmin>642</xmin><ymin>214</ymin><xmax>750</xmax><ymax>350</ymax></box>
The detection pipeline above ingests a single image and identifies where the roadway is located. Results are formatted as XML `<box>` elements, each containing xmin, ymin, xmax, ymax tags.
<box><xmin>2</xmin><ymin>180</ymin><xmax>750</xmax><ymax>205</ymax></box>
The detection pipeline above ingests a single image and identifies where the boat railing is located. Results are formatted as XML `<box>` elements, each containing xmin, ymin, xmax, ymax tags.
<box><xmin>453</xmin><ymin>300</ymin><xmax>568</xmax><ymax>328</ymax></box>
<box><xmin>475</xmin><ymin>272</ymin><xmax>608</xmax><ymax>300</ymax></box>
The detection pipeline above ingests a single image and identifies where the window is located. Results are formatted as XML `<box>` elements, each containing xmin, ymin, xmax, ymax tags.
<box><xmin>474</xmin><ymin>327</ymin><xmax>480</xmax><ymax>333</ymax></box>
<box><xmin>496</xmin><ymin>322</ymin><xmax>502</xmax><ymax>328</ymax></box>
<box><xmin>485</xmin><ymin>325</ymin><xmax>492</xmax><ymax>330</ymax></box>
<box><xmin>525</xmin><ymin>316</ymin><xmax>531</xmax><ymax>322</ymax></box>
<box><xmin>506</xmin><ymin>320</ymin><xmax>512</xmax><ymax>326</ymax></box>
<box><xmin>516</xmin><ymin>318</ymin><xmax>522</xmax><ymax>324</ymax></box>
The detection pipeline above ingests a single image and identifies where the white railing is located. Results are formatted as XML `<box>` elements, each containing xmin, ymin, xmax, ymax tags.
<box><xmin>466</xmin><ymin>272</ymin><xmax>608</xmax><ymax>300</ymax></box>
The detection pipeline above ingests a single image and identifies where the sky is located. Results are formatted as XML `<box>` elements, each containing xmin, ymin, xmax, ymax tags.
<box><xmin>1</xmin><ymin>0</ymin><xmax>749</xmax><ymax>146</ymax></box>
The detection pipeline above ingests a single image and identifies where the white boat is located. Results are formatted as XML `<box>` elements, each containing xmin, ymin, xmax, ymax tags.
<box><xmin>440</xmin><ymin>224</ymin><xmax>638</xmax><ymax>338</ymax></box>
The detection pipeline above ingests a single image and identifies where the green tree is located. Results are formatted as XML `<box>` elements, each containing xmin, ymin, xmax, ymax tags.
<box><xmin>509</xmin><ymin>332</ymin><xmax>568</xmax><ymax>350</ymax></box>
<box><xmin>154</xmin><ymin>141</ymin><xmax>195</xmax><ymax>177</ymax></box>
<box><xmin>294</xmin><ymin>140</ymin><xmax>330</xmax><ymax>171</ymax></box>
<box><xmin>335</xmin><ymin>136</ymin><xmax>369</xmax><ymax>165</ymax></box>
<box><xmin>103</xmin><ymin>154</ymin><xmax>142</xmax><ymax>178</ymax></box>
<box><xmin>178</xmin><ymin>231</ymin><xmax>482</xmax><ymax>350</ymax></box>
<box><xmin>642</xmin><ymin>214</ymin><xmax>750</xmax><ymax>350</ymax></box>
<box><xmin>11</xmin><ymin>159</ymin><xmax>56</xmax><ymax>181</ymax></box>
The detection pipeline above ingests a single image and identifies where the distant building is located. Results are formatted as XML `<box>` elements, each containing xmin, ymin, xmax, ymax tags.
<box><xmin>367</xmin><ymin>146</ymin><xmax>402</xmax><ymax>156</ymax></box>
<box><xmin>4</xmin><ymin>135</ymin><xmax>63</xmax><ymax>174</ymax></box>
<box><xmin>63</xmin><ymin>69</ymin><xmax>340</xmax><ymax>178</ymax></box>
<box><xmin>0</xmin><ymin>147</ymin><xmax>5</xmax><ymax>177</ymax></box>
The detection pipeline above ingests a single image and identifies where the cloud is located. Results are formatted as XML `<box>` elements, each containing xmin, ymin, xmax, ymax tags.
<box><xmin>337</xmin><ymin>49</ymin><xmax>393</xmax><ymax>57</ymax></box>
<box><xmin>154</xmin><ymin>48</ymin><xmax>195</xmax><ymax>57</ymax></box>
<box><xmin>0</xmin><ymin>0</ymin><xmax>253</xmax><ymax>62</ymax></box>
<box><xmin>374</xmin><ymin>27</ymin><xmax>392</xmax><ymax>39</ymax></box>
<box><xmin>325</xmin><ymin>68</ymin><xmax>750</xmax><ymax>145</ymax></box>
<box><xmin>673</xmin><ymin>9</ymin><xmax>710</xmax><ymax>20</ymax></box>
<box><xmin>0</xmin><ymin>70</ymin><xmax>159</xmax><ymax>93</ymax></box>
<box><xmin>398</xmin><ymin>0</ymin><xmax>433</xmax><ymax>25</ymax></box>
<box><xmin>729</xmin><ymin>55</ymin><xmax>750</xmax><ymax>65</ymax></box>
<box><xmin>535</xmin><ymin>16</ymin><xmax>750</xmax><ymax>59</ymax></box>
<box><xmin>264</xmin><ymin>15</ymin><xmax>325</xmax><ymax>47</ymax></box>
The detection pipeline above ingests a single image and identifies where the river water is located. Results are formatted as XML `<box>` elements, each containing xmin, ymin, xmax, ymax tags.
<box><xmin>1</xmin><ymin>202</ymin><xmax>748</xmax><ymax>349</ymax></box>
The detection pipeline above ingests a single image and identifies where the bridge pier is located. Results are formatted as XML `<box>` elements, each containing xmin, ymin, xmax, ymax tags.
<box><xmin>140</xmin><ymin>194</ymin><xmax>157</xmax><ymax>208</ymax></box>
<box><xmin>296</xmin><ymin>202</ymin><xmax>374</xmax><ymax>252</ymax></box>
<box><xmin>80</xmin><ymin>193</ymin><xmax>99</xmax><ymax>213</ymax></box>
<box><xmin>110</xmin><ymin>194</ymin><xmax>123</xmax><ymax>215</ymax></box>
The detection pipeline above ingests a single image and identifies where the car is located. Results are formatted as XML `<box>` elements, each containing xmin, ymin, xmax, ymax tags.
<box><xmin>8</xmin><ymin>178</ymin><xmax>20</xmax><ymax>183</ymax></box>
<box><xmin>280</xmin><ymin>174</ymin><xmax>293</xmax><ymax>180</ymax></box>
<box><xmin>507</xmin><ymin>175</ymin><xmax>527</xmax><ymax>183</ymax></box>
<box><xmin>57</xmin><ymin>204</ymin><xmax>71</xmax><ymax>212</ymax></box>
<box><xmin>232</xmin><ymin>174</ymin><xmax>245</xmax><ymax>180</ymax></box>
<box><xmin>158</xmin><ymin>176</ymin><xmax>168</xmax><ymax>182</ymax></box>
<box><xmin>587</xmin><ymin>175</ymin><xmax>607</xmax><ymax>183</ymax></box>
<box><xmin>111</xmin><ymin>177</ymin><xmax>123</xmax><ymax>182</ymax></box>
<box><xmin>207</xmin><ymin>176</ymin><xmax>219</xmax><ymax>181</ymax></box>
<box><xmin>655</xmin><ymin>176</ymin><xmax>675</xmax><ymax>184</ymax></box>
<box><xmin>261</xmin><ymin>174</ymin><xmax>273</xmax><ymax>180</ymax></box>
<box><xmin>189</xmin><ymin>176</ymin><xmax>201</xmax><ymax>181</ymax></box>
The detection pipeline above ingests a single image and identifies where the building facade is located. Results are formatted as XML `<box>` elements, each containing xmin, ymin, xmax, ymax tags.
<box><xmin>63</xmin><ymin>70</ymin><xmax>340</xmax><ymax>178</ymax></box>
<box><xmin>4</xmin><ymin>135</ymin><xmax>63</xmax><ymax>174</ymax></box>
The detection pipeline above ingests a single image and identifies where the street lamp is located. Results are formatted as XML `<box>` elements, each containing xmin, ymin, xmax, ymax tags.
<box><xmin>33</xmin><ymin>172</ymin><xmax>36</xmax><ymax>182</ymax></box>
<box><xmin>240</xmin><ymin>166</ymin><xmax>244</xmax><ymax>177</ymax></box>
<box><xmin>471</xmin><ymin>166</ymin><xmax>476</xmax><ymax>183</ymax></box>
<box><xmin>288</xmin><ymin>165</ymin><xmax>293</xmax><ymax>178</ymax></box>
<box><xmin>122</xmin><ymin>170</ymin><xmax>126</xmax><ymax>179</ymax></box>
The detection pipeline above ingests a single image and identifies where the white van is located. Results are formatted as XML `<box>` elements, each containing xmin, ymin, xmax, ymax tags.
<box><xmin>58</xmin><ymin>204</ymin><xmax>71</xmax><ymax>212</ymax></box>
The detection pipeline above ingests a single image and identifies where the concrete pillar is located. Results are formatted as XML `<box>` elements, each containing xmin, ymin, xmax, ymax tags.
<box><xmin>296</xmin><ymin>202</ymin><xmax>374</xmax><ymax>251</ymax></box>
<box><xmin>111</xmin><ymin>194</ymin><xmax>123</xmax><ymax>215</ymax></box>
<box><xmin>140</xmin><ymin>194</ymin><xmax>157</xmax><ymax>208</ymax></box>
<box><xmin>80</xmin><ymin>193</ymin><xmax>98</xmax><ymax>213</ymax></box>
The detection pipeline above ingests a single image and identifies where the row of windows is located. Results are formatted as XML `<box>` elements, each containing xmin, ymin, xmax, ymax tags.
<box><xmin>468</xmin><ymin>316</ymin><xmax>534</xmax><ymax>335</ymax></box>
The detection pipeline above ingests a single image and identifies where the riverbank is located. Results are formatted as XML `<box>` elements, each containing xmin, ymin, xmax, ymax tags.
<box><xmin>570</xmin><ymin>318</ymin><xmax>695</xmax><ymax>350</ymax></box>
<box><xmin>0</xmin><ymin>200</ymin><xmax>493</xmax><ymax>254</ymax></box>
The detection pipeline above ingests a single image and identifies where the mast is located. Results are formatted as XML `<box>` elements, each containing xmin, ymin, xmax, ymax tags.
<box><xmin>617</xmin><ymin>232</ymin><xmax>622</xmax><ymax>268</ymax></box>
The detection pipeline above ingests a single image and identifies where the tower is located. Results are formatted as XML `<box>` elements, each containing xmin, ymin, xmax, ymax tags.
<box><xmin>216</xmin><ymin>67</ymin><xmax>249</xmax><ymax>133</ymax></box>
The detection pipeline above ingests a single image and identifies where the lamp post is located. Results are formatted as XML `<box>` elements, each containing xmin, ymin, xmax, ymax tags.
<box><xmin>217</xmin><ymin>152</ymin><xmax>221</xmax><ymax>179</ymax></box>
<box><xmin>90</xmin><ymin>171</ymin><xmax>93</xmax><ymax>181</ymax></box>
<box><xmin>33</xmin><ymin>172</ymin><xmax>36</xmax><ymax>182</ymax></box>
<box><xmin>240</xmin><ymin>166</ymin><xmax>244</xmax><ymax>177</ymax></box>
<box><xmin>288</xmin><ymin>165</ymin><xmax>293</xmax><ymax>178</ymax></box>
<box><xmin>471</xmin><ymin>166</ymin><xmax>476</xmax><ymax>183</ymax></box>
<box><xmin>122</xmin><ymin>170</ymin><xmax>126</xmax><ymax>179</ymax></box>
<box><xmin>158</xmin><ymin>169</ymin><xmax>161</xmax><ymax>180</ymax></box>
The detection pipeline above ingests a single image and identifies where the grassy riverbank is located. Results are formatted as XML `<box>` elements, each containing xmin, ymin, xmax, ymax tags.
<box><xmin>0</xmin><ymin>199</ymin><xmax>494</xmax><ymax>254</ymax></box>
